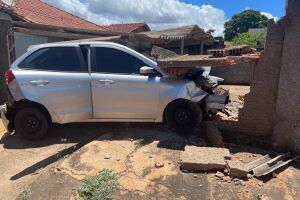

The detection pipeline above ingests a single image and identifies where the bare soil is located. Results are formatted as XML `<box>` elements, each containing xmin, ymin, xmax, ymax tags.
<box><xmin>0</xmin><ymin>98</ymin><xmax>299</xmax><ymax>200</ymax></box>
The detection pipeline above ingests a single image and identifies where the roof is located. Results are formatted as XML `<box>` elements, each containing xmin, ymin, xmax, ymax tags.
<box><xmin>136</xmin><ymin>25</ymin><xmax>215</xmax><ymax>44</ymax></box>
<box><xmin>0</xmin><ymin>0</ymin><xmax>107</xmax><ymax>31</ymax></box>
<box><xmin>100</xmin><ymin>23</ymin><xmax>150</xmax><ymax>33</ymax></box>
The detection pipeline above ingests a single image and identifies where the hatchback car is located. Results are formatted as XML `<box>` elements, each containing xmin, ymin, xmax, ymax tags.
<box><xmin>1</xmin><ymin>42</ymin><xmax>228</xmax><ymax>140</ymax></box>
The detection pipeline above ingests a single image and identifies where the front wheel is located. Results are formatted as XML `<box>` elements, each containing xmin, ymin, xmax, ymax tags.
<box><xmin>14</xmin><ymin>107</ymin><xmax>49</xmax><ymax>140</ymax></box>
<box><xmin>165</xmin><ymin>100</ymin><xmax>202</xmax><ymax>133</ymax></box>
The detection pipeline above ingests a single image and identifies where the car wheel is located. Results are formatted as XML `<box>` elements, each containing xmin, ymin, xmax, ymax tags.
<box><xmin>14</xmin><ymin>107</ymin><xmax>49</xmax><ymax>140</ymax></box>
<box><xmin>165</xmin><ymin>100</ymin><xmax>202</xmax><ymax>133</ymax></box>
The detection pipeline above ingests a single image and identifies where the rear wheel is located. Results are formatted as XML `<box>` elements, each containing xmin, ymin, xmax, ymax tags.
<box><xmin>14</xmin><ymin>108</ymin><xmax>49</xmax><ymax>140</ymax></box>
<box><xmin>165</xmin><ymin>100</ymin><xmax>202</xmax><ymax>133</ymax></box>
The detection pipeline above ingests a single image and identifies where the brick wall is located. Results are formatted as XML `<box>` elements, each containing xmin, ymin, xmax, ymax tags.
<box><xmin>223</xmin><ymin>0</ymin><xmax>300</xmax><ymax>152</ymax></box>
<box><xmin>237</xmin><ymin>20</ymin><xmax>285</xmax><ymax>136</ymax></box>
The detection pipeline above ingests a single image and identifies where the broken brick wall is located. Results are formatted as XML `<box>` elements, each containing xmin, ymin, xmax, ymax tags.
<box><xmin>237</xmin><ymin>20</ymin><xmax>285</xmax><ymax>136</ymax></box>
<box><xmin>210</xmin><ymin>62</ymin><xmax>255</xmax><ymax>85</ymax></box>
<box><xmin>232</xmin><ymin>0</ymin><xmax>300</xmax><ymax>152</ymax></box>
<box><xmin>273</xmin><ymin>0</ymin><xmax>300</xmax><ymax>152</ymax></box>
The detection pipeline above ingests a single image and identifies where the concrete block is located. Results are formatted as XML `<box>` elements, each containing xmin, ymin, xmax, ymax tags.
<box><xmin>226</xmin><ymin>160</ymin><xmax>248</xmax><ymax>178</ymax></box>
<box><xmin>180</xmin><ymin>146</ymin><xmax>231</xmax><ymax>171</ymax></box>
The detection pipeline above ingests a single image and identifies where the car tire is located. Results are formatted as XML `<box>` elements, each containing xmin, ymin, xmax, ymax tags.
<box><xmin>165</xmin><ymin>100</ymin><xmax>202</xmax><ymax>133</ymax></box>
<box><xmin>14</xmin><ymin>107</ymin><xmax>49</xmax><ymax>140</ymax></box>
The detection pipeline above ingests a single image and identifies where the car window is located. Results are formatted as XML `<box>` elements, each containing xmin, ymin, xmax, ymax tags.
<box><xmin>19</xmin><ymin>47</ymin><xmax>86</xmax><ymax>72</ymax></box>
<box><xmin>92</xmin><ymin>47</ymin><xmax>147</xmax><ymax>74</ymax></box>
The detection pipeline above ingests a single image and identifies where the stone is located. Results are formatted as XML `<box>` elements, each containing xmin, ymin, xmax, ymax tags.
<box><xmin>257</xmin><ymin>194</ymin><xmax>270</xmax><ymax>200</ymax></box>
<box><xmin>193</xmin><ymin>175</ymin><xmax>197</xmax><ymax>178</ymax></box>
<box><xmin>223</xmin><ymin>176</ymin><xmax>232</xmax><ymax>183</ymax></box>
<box><xmin>180</xmin><ymin>146</ymin><xmax>230</xmax><ymax>171</ymax></box>
<box><xmin>155</xmin><ymin>158</ymin><xmax>164</xmax><ymax>168</ymax></box>
<box><xmin>224</xmin><ymin>169</ymin><xmax>229</xmax><ymax>174</ymax></box>
<box><xmin>240</xmin><ymin>180</ymin><xmax>246</xmax><ymax>186</ymax></box>
<box><xmin>258</xmin><ymin>182</ymin><xmax>264</xmax><ymax>187</ymax></box>
<box><xmin>206</xmin><ymin>125</ymin><xmax>224</xmax><ymax>147</ymax></box>
<box><xmin>215</xmin><ymin>171</ymin><xmax>225</xmax><ymax>178</ymax></box>
<box><xmin>226</xmin><ymin>160</ymin><xmax>248</xmax><ymax>178</ymax></box>
<box><xmin>104</xmin><ymin>155</ymin><xmax>111</xmax><ymax>159</ymax></box>
<box><xmin>247</xmin><ymin>174</ymin><xmax>253</xmax><ymax>179</ymax></box>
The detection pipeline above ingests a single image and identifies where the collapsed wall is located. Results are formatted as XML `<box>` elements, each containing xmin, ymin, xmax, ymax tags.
<box><xmin>235</xmin><ymin>0</ymin><xmax>300</xmax><ymax>152</ymax></box>
<box><xmin>273</xmin><ymin>0</ymin><xmax>300</xmax><ymax>152</ymax></box>
<box><xmin>237</xmin><ymin>20</ymin><xmax>285</xmax><ymax>136</ymax></box>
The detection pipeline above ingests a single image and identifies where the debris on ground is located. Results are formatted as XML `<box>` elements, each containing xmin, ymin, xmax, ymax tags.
<box><xmin>206</xmin><ymin>125</ymin><xmax>224</xmax><ymax>147</ymax></box>
<box><xmin>180</xmin><ymin>146</ymin><xmax>230</xmax><ymax>171</ymax></box>
<box><xmin>251</xmin><ymin>153</ymin><xmax>300</xmax><ymax>177</ymax></box>
<box><xmin>180</xmin><ymin>143</ymin><xmax>299</xmax><ymax>180</ymax></box>
<box><xmin>226</xmin><ymin>160</ymin><xmax>248</xmax><ymax>178</ymax></box>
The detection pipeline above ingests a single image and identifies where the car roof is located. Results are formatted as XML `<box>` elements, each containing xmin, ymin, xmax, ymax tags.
<box><xmin>28</xmin><ymin>41</ymin><xmax>126</xmax><ymax>50</ymax></box>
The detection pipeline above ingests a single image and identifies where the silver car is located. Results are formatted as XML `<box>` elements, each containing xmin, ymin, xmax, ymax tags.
<box><xmin>1</xmin><ymin>42</ymin><xmax>228</xmax><ymax>140</ymax></box>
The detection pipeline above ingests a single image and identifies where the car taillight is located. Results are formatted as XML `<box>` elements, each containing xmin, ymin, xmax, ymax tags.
<box><xmin>5</xmin><ymin>69</ymin><xmax>15</xmax><ymax>85</ymax></box>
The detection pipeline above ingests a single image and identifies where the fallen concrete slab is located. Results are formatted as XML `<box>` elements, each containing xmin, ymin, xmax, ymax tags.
<box><xmin>225</xmin><ymin>160</ymin><xmax>248</xmax><ymax>178</ymax></box>
<box><xmin>180</xmin><ymin>146</ymin><xmax>231</xmax><ymax>171</ymax></box>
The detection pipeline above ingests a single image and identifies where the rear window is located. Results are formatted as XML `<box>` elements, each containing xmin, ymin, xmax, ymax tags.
<box><xmin>19</xmin><ymin>47</ymin><xmax>86</xmax><ymax>72</ymax></box>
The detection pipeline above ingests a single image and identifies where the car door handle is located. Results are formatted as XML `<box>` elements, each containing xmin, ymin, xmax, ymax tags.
<box><xmin>30</xmin><ymin>80</ymin><xmax>50</xmax><ymax>86</ymax></box>
<box><xmin>98</xmin><ymin>79</ymin><xmax>115</xmax><ymax>85</ymax></box>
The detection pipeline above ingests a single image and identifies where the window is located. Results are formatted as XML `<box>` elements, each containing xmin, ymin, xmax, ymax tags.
<box><xmin>92</xmin><ymin>47</ymin><xmax>146</xmax><ymax>74</ymax></box>
<box><xmin>19</xmin><ymin>47</ymin><xmax>86</xmax><ymax>72</ymax></box>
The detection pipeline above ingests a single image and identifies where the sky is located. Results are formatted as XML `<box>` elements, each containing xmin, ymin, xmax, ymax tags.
<box><xmin>44</xmin><ymin>0</ymin><xmax>286</xmax><ymax>36</ymax></box>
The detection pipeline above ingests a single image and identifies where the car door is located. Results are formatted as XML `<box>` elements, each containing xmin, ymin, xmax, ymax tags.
<box><xmin>15</xmin><ymin>45</ymin><xmax>92</xmax><ymax>123</ymax></box>
<box><xmin>90</xmin><ymin>45</ymin><xmax>160</xmax><ymax>120</ymax></box>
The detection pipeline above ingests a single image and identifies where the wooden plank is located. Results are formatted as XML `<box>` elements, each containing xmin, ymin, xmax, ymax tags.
<box><xmin>13</xmin><ymin>21</ymin><xmax>126</xmax><ymax>37</ymax></box>
<box><xmin>14</xmin><ymin>27</ymin><xmax>99</xmax><ymax>40</ymax></box>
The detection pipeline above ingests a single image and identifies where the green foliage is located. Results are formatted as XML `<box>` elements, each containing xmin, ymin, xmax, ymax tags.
<box><xmin>225</xmin><ymin>10</ymin><xmax>268</xmax><ymax>41</ymax></box>
<box><xmin>78</xmin><ymin>169</ymin><xmax>118</xmax><ymax>200</ymax></box>
<box><xmin>230</xmin><ymin>32</ymin><xmax>266</xmax><ymax>49</ymax></box>
<box><xmin>18</xmin><ymin>186</ymin><xmax>31</xmax><ymax>200</ymax></box>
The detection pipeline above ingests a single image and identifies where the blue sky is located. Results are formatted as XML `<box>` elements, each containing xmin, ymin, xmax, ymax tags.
<box><xmin>184</xmin><ymin>0</ymin><xmax>285</xmax><ymax>19</ymax></box>
<box><xmin>45</xmin><ymin>0</ymin><xmax>286</xmax><ymax>36</ymax></box>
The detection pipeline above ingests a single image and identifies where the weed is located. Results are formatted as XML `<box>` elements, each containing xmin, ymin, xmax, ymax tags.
<box><xmin>134</xmin><ymin>138</ymin><xmax>153</xmax><ymax>150</ymax></box>
<box><xmin>78</xmin><ymin>169</ymin><xmax>118</xmax><ymax>200</ymax></box>
<box><xmin>18</xmin><ymin>186</ymin><xmax>31</xmax><ymax>200</ymax></box>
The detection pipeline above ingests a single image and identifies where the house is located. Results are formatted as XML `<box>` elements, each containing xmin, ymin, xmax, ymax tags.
<box><xmin>0</xmin><ymin>0</ymin><xmax>150</xmax><ymax>59</ymax></box>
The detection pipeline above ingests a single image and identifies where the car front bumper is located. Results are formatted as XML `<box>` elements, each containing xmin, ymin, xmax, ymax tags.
<box><xmin>205</xmin><ymin>94</ymin><xmax>229</xmax><ymax>113</ymax></box>
<box><xmin>0</xmin><ymin>104</ymin><xmax>10</xmax><ymax>131</ymax></box>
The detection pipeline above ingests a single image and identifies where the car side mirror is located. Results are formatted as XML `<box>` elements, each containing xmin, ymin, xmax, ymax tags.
<box><xmin>140</xmin><ymin>66</ymin><xmax>154</xmax><ymax>76</ymax></box>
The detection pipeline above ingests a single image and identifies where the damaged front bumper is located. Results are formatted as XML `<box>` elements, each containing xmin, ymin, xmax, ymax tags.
<box><xmin>205</xmin><ymin>94</ymin><xmax>229</xmax><ymax>113</ymax></box>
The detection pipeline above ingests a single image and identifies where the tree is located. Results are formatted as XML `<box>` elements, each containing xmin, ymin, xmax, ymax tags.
<box><xmin>230</xmin><ymin>32</ymin><xmax>266</xmax><ymax>49</ymax></box>
<box><xmin>224</xmin><ymin>10</ymin><xmax>268</xmax><ymax>41</ymax></box>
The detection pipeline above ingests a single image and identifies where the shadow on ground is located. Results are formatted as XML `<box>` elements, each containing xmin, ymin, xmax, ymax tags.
<box><xmin>1</xmin><ymin>122</ymin><xmax>206</xmax><ymax>181</ymax></box>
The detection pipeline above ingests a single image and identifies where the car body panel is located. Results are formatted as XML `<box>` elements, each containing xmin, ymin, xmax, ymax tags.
<box><xmin>11</xmin><ymin>69</ymin><xmax>93</xmax><ymax>123</ymax></box>
<box><xmin>91</xmin><ymin>73</ymin><xmax>160</xmax><ymax>119</ymax></box>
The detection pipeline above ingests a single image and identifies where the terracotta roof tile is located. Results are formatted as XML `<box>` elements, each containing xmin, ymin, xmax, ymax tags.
<box><xmin>2</xmin><ymin>0</ymin><xmax>107</xmax><ymax>31</ymax></box>
<box><xmin>101</xmin><ymin>23</ymin><xmax>150</xmax><ymax>33</ymax></box>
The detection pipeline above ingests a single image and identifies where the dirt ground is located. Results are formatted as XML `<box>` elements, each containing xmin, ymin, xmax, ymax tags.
<box><xmin>0</xmin><ymin>86</ymin><xmax>299</xmax><ymax>200</ymax></box>
<box><xmin>0</xmin><ymin>121</ymin><xmax>299</xmax><ymax>200</ymax></box>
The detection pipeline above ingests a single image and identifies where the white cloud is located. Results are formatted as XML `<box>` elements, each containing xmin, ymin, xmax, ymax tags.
<box><xmin>261</xmin><ymin>11</ymin><xmax>278</xmax><ymax>21</ymax></box>
<box><xmin>43</xmin><ymin>0</ymin><xmax>226</xmax><ymax>36</ymax></box>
